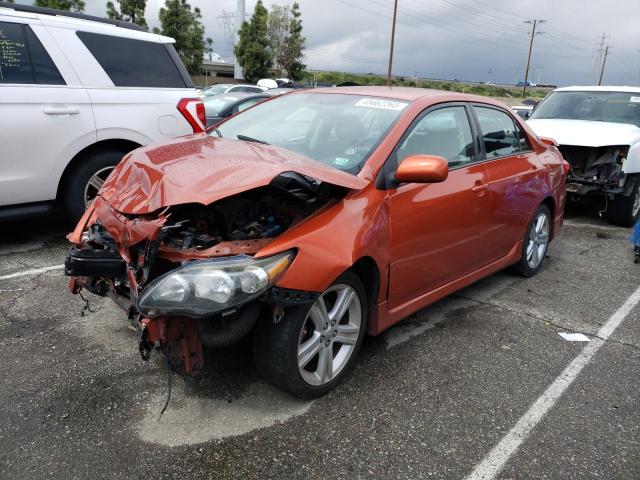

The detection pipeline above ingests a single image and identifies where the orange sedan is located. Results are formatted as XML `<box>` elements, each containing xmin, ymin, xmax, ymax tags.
<box><xmin>66</xmin><ymin>87</ymin><xmax>567</xmax><ymax>398</ymax></box>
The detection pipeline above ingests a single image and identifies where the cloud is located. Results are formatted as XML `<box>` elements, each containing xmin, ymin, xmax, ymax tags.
<box><xmin>14</xmin><ymin>0</ymin><xmax>640</xmax><ymax>86</ymax></box>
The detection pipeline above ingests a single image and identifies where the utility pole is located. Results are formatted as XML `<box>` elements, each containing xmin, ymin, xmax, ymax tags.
<box><xmin>234</xmin><ymin>0</ymin><xmax>245</xmax><ymax>80</ymax></box>
<box><xmin>598</xmin><ymin>46</ymin><xmax>610</xmax><ymax>86</ymax></box>
<box><xmin>386</xmin><ymin>0</ymin><xmax>399</xmax><ymax>87</ymax></box>
<box><xmin>522</xmin><ymin>19</ymin><xmax>545</xmax><ymax>98</ymax></box>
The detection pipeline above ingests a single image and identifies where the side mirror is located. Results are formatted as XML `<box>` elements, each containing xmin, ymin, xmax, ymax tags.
<box><xmin>395</xmin><ymin>154</ymin><xmax>449</xmax><ymax>184</ymax></box>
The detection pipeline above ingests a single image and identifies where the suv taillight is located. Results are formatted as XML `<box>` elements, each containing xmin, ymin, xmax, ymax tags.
<box><xmin>177</xmin><ymin>98</ymin><xmax>206</xmax><ymax>133</ymax></box>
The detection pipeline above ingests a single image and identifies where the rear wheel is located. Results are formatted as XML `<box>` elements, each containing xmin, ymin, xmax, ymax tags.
<box><xmin>62</xmin><ymin>150</ymin><xmax>125</xmax><ymax>222</ymax></box>
<box><xmin>512</xmin><ymin>205</ymin><xmax>551</xmax><ymax>277</ymax></box>
<box><xmin>607</xmin><ymin>175</ymin><xmax>640</xmax><ymax>227</ymax></box>
<box><xmin>253</xmin><ymin>271</ymin><xmax>368</xmax><ymax>398</ymax></box>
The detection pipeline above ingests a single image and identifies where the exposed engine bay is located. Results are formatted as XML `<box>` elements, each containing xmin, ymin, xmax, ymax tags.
<box><xmin>557</xmin><ymin>144</ymin><xmax>628</xmax><ymax>195</ymax></box>
<box><xmin>66</xmin><ymin>173</ymin><xmax>344</xmax><ymax>377</ymax></box>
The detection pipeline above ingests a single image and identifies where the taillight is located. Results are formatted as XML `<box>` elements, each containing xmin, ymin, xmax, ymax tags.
<box><xmin>562</xmin><ymin>159</ymin><xmax>570</xmax><ymax>174</ymax></box>
<box><xmin>177</xmin><ymin>98</ymin><xmax>206</xmax><ymax>133</ymax></box>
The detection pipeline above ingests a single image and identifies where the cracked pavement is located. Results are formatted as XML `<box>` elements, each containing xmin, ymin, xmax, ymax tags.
<box><xmin>0</xmin><ymin>205</ymin><xmax>639</xmax><ymax>480</ymax></box>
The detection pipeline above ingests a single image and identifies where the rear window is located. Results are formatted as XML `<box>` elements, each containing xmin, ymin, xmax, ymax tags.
<box><xmin>76</xmin><ymin>31</ymin><xmax>187</xmax><ymax>88</ymax></box>
<box><xmin>0</xmin><ymin>22</ymin><xmax>65</xmax><ymax>85</ymax></box>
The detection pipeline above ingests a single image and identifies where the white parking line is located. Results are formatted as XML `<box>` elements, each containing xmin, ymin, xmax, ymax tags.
<box><xmin>464</xmin><ymin>284</ymin><xmax>640</xmax><ymax>480</ymax></box>
<box><xmin>0</xmin><ymin>265</ymin><xmax>65</xmax><ymax>281</ymax></box>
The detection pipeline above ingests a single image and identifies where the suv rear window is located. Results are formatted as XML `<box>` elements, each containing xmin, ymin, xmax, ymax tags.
<box><xmin>0</xmin><ymin>22</ymin><xmax>65</xmax><ymax>85</ymax></box>
<box><xmin>76</xmin><ymin>31</ymin><xmax>187</xmax><ymax>88</ymax></box>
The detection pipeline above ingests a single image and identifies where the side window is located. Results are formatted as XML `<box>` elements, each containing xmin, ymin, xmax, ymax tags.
<box><xmin>24</xmin><ymin>27</ymin><xmax>65</xmax><ymax>85</ymax></box>
<box><xmin>76</xmin><ymin>31</ymin><xmax>187</xmax><ymax>88</ymax></box>
<box><xmin>397</xmin><ymin>106</ymin><xmax>475</xmax><ymax>168</ymax></box>
<box><xmin>0</xmin><ymin>22</ymin><xmax>64</xmax><ymax>85</ymax></box>
<box><xmin>475</xmin><ymin>106</ymin><xmax>529</xmax><ymax>158</ymax></box>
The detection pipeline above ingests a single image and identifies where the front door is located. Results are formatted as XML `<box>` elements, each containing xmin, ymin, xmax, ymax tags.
<box><xmin>387</xmin><ymin>104</ymin><xmax>492</xmax><ymax>309</ymax></box>
<box><xmin>0</xmin><ymin>20</ymin><xmax>95</xmax><ymax>207</ymax></box>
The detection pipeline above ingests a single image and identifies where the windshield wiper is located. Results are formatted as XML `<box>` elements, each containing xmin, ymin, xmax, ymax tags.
<box><xmin>237</xmin><ymin>134</ymin><xmax>269</xmax><ymax>145</ymax></box>
<box><xmin>212</xmin><ymin>127</ymin><xmax>223</xmax><ymax>138</ymax></box>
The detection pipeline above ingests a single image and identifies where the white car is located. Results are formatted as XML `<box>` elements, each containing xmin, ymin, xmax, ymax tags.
<box><xmin>528</xmin><ymin>86</ymin><xmax>640</xmax><ymax>226</ymax></box>
<box><xmin>198</xmin><ymin>84</ymin><xmax>265</xmax><ymax>97</ymax></box>
<box><xmin>0</xmin><ymin>3</ymin><xmax>205</xmax><ymax>221</ymax></box>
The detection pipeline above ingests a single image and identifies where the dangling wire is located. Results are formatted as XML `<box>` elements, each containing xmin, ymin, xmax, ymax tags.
<box><xmin>79</xmin><ymin>291</ymin><xmax>95</xmax><ymax>317</ymax></box>
<box><xmin>159</xmin><ymin>320</ymin><xmax>173</xmax><ymax>416</ymax></box>
<box><xmin>598</xmin><ymin>194</ymin><xmax>609</xmax><ymax>218</ymax></box>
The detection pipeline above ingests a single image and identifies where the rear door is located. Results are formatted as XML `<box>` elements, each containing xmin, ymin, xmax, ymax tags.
<box><xmin>387</xmin><ymin>103</ymin><xmax>492</xmax><ymax>309</ymax></box>
<box><xmin>65</xmin><ymin>29</ymin><xmax>200</xmax><ymax>141</ymax></box>
<box><xmin>472</xmin><ymin>105</ymin><xmax>544</xmax><ymax>262</ymax></box>
<box><xmin>0</xmin><ymin>19</ymin><xmax>94</xmax><ymax>207</ymax></box>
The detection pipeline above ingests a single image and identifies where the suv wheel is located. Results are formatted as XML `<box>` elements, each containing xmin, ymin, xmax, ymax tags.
<box><xmin>62</xmin><ymin>150</ymin><xmax>125</xmax><ymax>222</ymax></box>
<box><xmin>607</xmin><ymin>175</ymin><xmax>640</xmax><ymax>227</ymax></box>
<box><xmin>253</xmin><ymin>271</ymin><xmax>368</xmax><ymax>398</ymax></box>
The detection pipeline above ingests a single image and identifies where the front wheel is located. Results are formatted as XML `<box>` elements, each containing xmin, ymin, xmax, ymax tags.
<box><xmin>607</xmin><ymin>175</ymin><xmax>640</xmax><ymax>227</ymax></box>
<box><xmin>253</xmin><ymin>271</ymin><xmax>368</xmax><ymax>398</ymax></box>
<box><xmin>511</xmin><ymin>204</ymin><xmax>551</xmax><ymax>277</ymax></box>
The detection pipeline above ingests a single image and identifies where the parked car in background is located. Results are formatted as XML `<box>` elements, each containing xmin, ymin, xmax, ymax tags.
<box><xmin>0</xmin><ymin>2</ymin><xmax>205</xmax><ymax>221</ymax></box>
<box><xmin>203</xmin><ymin>92</ymin><xmax>271</xmax><ymax>127</ymax></box>
<box><xmin>512</xmin><ymin>105</ymin><xmax>533</xmax><ymax>119</ymax></box>
<box><xmin>199</xmin><ymin>83</ymin><xmax>265</xmax><ymax>97</ymax></box>
<box><xmin>66</xmin><ymin>87</ymin><xmax>566</xmax><ymax>398</ymax></box>
<box><xmin>528</xmin><ymin>86</ymin><xmax>640</xmax><ymax>226</ymax></box>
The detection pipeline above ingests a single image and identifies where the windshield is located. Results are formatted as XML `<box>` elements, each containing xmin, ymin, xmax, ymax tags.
<box><xmin>213</xmin><ymin>93</ymin><xmax>409</xmax><ymax>174</ymax></box>
<box><xmin>530</xmin><ymin>91</ymin><xmax>640</xmax><ymax>127</ymax></box>
<box><xmin>203</xmin><ymin>95</ymin><xmax>239</xmax><ymax>115</ymax></box>
<box><xmin>203</xmin><ymin>84</ymin><xmax>230</xmax><ymax>96</ymax></box>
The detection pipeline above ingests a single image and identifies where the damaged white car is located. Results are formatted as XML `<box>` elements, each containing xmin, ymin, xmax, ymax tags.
<box><xmin>528</xmin><ymin>86</ymin><xmax>640</xmax><ymax>226</ymax></box>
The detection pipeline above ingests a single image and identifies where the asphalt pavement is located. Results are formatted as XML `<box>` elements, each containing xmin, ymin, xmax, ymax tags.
<box><xmin>0</xmin><ymin>203</ymin><xmax>638</xmax><ymax>480</ymax></box>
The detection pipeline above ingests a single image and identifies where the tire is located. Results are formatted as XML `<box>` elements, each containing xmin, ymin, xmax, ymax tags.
<box><xmin>606</xmin><ymin>175</ymin><xmax>640</xmax><ymax>227</ymax></box>
<box><xmin>511</xmin><ymin>204</ymin><xmax>551</xmax><ymax>277</ymax></box>
<box><xmin>61</xmin><ymin>150</ymin><xmax>126</xmax><ymax>223</ymax></box>
<box><xmin>253</xmin><ymin>271</ymin><xmax>368</xmax><ymax>398</ymax></box>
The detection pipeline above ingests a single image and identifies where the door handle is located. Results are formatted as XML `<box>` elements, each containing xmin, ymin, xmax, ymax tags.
<box><xmin>471</xmin><ymin>183</ymin><xmax>489</xmax><ymax>192</ymax></box>
<box><xmin>43</xmin><ymin>106</ymin><xmax>80</xmax><ymax>116</ymax></box>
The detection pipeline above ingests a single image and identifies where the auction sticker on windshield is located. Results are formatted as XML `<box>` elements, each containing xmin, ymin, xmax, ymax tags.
<box><xmin>355</xmin><ymin>98</ymin><xmax>407</xmax><ymax>111</ymax></box>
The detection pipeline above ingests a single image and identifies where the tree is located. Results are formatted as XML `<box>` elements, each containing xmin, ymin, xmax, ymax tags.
<box><xmin>284</xmin><ymin>2</ymin><xmax>305</xmax><ymax>80</ymax></box>
<box><xmin>235</xmin><ymin>0</ymin><xmax>271</xmax><ymax>82</ymax></box>
<box><xmin>106</xmin><ymin>0</ymin><xmax>148</xmax><ymax>30</ymax></box>
<box><xmin>34</xmin><ymin>0</ymin><xmax>85</xmax><ymax>12</ymax></box>
<box><xmin>266</xmin><ymin>2</ymin><xmax>305</xmax><ymax>80</ymax></box>
<box><xmin>156</xmin><ymin>0</ymin><xmax>210</xmax><ymax>75</ymax></box>
<box><xmin>267</xmin><ymin>4</ymin><xmax>290</xmax><ymax>77</ymax></box>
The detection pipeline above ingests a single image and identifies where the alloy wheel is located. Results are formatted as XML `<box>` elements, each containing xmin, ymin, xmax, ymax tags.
<box><xmin>297</xmin><ymin>284</ymin><xmax>362</xmax><ymax>386</ymax></box>
<box><xmin>83</xmin><ymin>166</ymin><xmax>114</xmax><ymax>207</ymax></box>
<box><xmin>526</xmin><ymin>211</ymin><xmax>550</xmax><ymax>269</ymax></box>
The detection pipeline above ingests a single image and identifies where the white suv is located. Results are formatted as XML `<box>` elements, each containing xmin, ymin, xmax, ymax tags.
<box><xmin>0</xmin><ymin>3</ymin><xmax>206</xmax><ymax>221</ymax></box>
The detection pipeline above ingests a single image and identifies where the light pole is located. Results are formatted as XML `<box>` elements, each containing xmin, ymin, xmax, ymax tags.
<box><xmin>234</xmin><ymin>0</ymin><xmax>245</xmax><ymax>80</ymax></box>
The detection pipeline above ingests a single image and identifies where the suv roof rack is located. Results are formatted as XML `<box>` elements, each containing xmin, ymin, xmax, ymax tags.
<box><xmin>0</xmin><ymin>2</ymin><xmax>146</xmax><ymax>32</ymax></box>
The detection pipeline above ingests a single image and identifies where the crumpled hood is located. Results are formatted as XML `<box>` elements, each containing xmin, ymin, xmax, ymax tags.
<box><xmin>527</xmin><ymin>119</ymin><xmax>640</xmax><ymax>147</ymax></box>
<box><xmin>99</xmin><ymin>135</ymin><xmax>368</xmax><ymax>214</ymax></box>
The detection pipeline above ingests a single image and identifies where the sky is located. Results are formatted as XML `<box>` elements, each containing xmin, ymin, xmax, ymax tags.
<box><xmin>16</xmin><ymin>0</ymin><xmax>640</xmax><ymax>86</ymax></box>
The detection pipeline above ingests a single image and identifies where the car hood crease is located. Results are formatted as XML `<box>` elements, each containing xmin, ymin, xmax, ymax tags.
<box><xmin>99</xmin><ymin>135</ymin><xmax>368</xmax><ymax>214</ymax></box>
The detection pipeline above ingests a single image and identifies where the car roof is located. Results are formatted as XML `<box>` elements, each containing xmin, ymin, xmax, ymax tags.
<box><xmin>0</xmin><ymin>2</ymin><xmax>174</xmax><ymax>42</ymax></box>
<box><xmin>304</xmin><ymin>86</ymin><xmax>506</xmax><ymax>106</ymax></box>
<box><xmin>204</xmin><ymin>92</ymin><xmax>268</xmax><ymax>103</ymax></box>
<box><xmin>554</xmin><ymin>85</ymin><xmax>640</xmax><ymax>94</ymax></box>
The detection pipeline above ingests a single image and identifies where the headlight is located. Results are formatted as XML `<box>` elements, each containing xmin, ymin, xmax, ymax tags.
<box><xmin>138</xmin><ymin>251</ymin><xmax>295</xmax><ymax>318</ymax></box>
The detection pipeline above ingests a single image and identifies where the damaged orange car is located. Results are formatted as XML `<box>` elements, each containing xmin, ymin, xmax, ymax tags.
<box><xmin>66</xmin><ymin>87</ymin><xmax>567</xmax><ymax>398</ymax></box>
